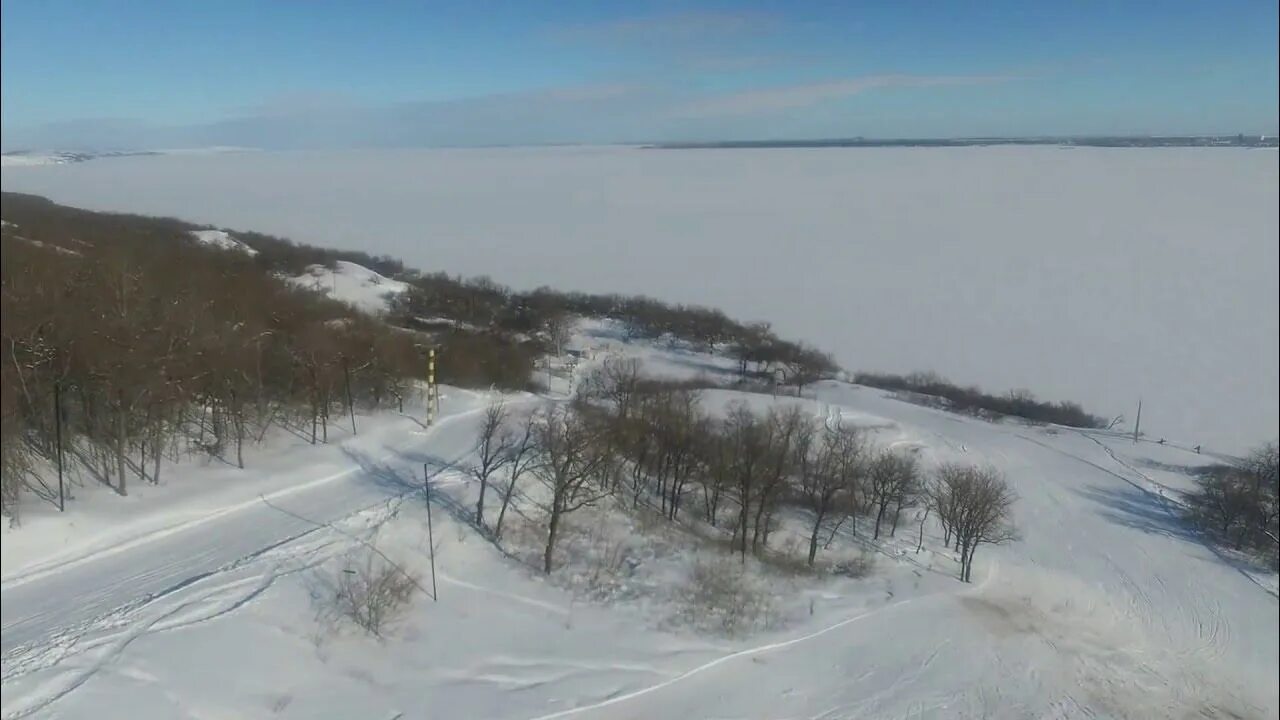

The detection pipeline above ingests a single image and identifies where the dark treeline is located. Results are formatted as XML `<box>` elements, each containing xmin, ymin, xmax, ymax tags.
<box><xmin>389</xmin><ymin>276</ymin><xmax>839</xmax><ymax>389</ymax></box>
<box><xmin>854</xmin><ymin>370</ymin><xmax>1107</xmax><ymax>429</ymax></box>
<box><xmin>0</xmin><ymin>194</ymin><xmax>544</xmax><ymax>517</ymax></box>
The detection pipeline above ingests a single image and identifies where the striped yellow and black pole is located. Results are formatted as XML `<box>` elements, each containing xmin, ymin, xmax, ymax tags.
<box><xmin>427</xmin><ymin>348</ymin><xmax>436</xmax><ymax>426</ymax></box>
<box><xmin>433</xmin><ymin>349</ymin><xmax>440</xmax><ymax>417</ymax></box>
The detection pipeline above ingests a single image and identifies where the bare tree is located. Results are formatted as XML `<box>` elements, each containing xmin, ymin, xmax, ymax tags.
<box><xmin>699</xmin><ymin>427</ymin><xmax>732</xmax><ymax>527</ymax></box>
<box><xmin>868</xmin><ymin>451</ymin><xmax>920</xmax><ymax>539</ymax></box>
<box><xmin>577</xmin><ymin>356</ymin><xmax>642</xmax><ymax>424</ymax></box>
<box><xmin>644</xmin><ymin>387</ymin><xmax>704</xmax><ymax>521</ymax></box>
<box><xmin>799</xmin><ymin>424</ymin><xmax>866</xmax><ymax>565</ymax></box>
<box><xmin>752</xmin><ymin>405</ymin><xmax>806</xmax><ymax>551</ymax></box>
<box><xmin>542</xmin><ymin>311</ymin><xmax>575</xmax><ymax>357</ymax></box>
<box><xmin>493</xmin><ymin>407</ymin><xmax>538</xmax><ymax>541</ymax></box>
<box><xmin>935</xmin><ymin>464</ymin><xmax>1018</xmax><ymax>582</ymax></box>
<box><xmin>471</xmin><ymin>400</ymin><xmax>515</xmax><ymax>529</ymax></box>
<box><xmin>1246</xmin><ymin>442</ymin><xmax>1280</xmax><ymax>551</ymax></box>
<box><xmin>532</xmin><ymin>406</ymin><xmax>612</xmax><ymax>573</ymax></box>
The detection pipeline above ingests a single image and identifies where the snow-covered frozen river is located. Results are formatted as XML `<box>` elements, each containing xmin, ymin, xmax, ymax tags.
<box><xmin>3</xmin><ymin>146</ymin><xmax>1276</xmax><ymax>451</ymax></box>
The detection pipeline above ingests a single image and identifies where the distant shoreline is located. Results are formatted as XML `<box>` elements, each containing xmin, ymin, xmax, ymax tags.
<box><xmin>646</xmin><ymin>135</ymin><xmax>1278</xmax><ymax>150</ymax></box>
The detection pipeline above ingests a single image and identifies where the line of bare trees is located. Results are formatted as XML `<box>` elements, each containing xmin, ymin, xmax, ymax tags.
<box><xmin>386</xmin><ymin>270</ymin><xmax>838</xmax><ymax>388</ymax></box>
<box><xmin>465</xmin><ymin>358</ymin><xmax>1018</xmax><ymax>582</ymax></box>
<box><xmin>854</xmin><ymin>370</ymin><xmax>1106</xmax><ymax>429</ymax></box>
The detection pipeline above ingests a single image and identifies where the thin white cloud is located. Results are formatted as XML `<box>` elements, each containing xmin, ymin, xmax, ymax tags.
<box><xmin>549</xmin><ymin>11</ymin><xmax>776</xmax><ymax>45</ymax></box>
<box><xmin>536</xmin><ymin>83</ymin><xmax>650</xmax><ymax>102</ymax></box>
<box><xmin>671</xmin><ymin>74</ymin><xmax>1015</xmax><ymax>118</ymax></box>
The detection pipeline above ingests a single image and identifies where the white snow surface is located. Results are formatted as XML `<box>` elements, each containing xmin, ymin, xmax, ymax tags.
<box><xmin>2</xmin><ymin>329</ymin><xmax>1276</xmax><ymax>720</ymax></box>
<box><xmin>0</xmin><ymin>154</ymin><xmax>72</xmax><ymax>167</ymax></box>
<box><xmin>2</xmin><ymin>146</ymin><xmax>1275</xmax><ymax>453</ymax></box>
<box><xmin>287</xmin><ymin>260</ymin><xmax>408</xmax><ymax>316</ymax></box>
<box><xmin>187</xmin><ymin>229</ymin><xmax>257</xmax><ymax>256</ymax></box>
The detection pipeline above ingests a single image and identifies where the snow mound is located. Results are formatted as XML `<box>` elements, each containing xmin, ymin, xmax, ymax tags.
<box><xmin>288</xmin><ymin>260</ymin><xmax>408</xmax><ymax>316</ymax></box>
<box><xmin>188</xmin><ymin>229</ymin><xmax>258</xmax><ymax>256</ymax></box>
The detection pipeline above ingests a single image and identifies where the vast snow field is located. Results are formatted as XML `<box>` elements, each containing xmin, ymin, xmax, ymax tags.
<box><xmin>2</xmin><ymin>326</ymin><xmax>1276</xmax><ymax>720</ymax></box>
<box><xmin>2</xmin><ymin>146</ymin><xmax>1276</xmax><ymax>454</ymax></box>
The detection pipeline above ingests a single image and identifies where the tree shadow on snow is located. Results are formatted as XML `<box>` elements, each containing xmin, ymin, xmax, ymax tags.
<box><xmin>1073</xmin><ymin>482</ymin><xmax>1279</xmax><ymax>595</ymax></box>
<box><xmin>338</xmin><ymin>445</ymin><xmax>535</xmax><ymax>567</ymax></box>
<box><xmin>1071</xmin><ymin>482</ymin><xmax>1198</xmax><ymax>543</ymax></box>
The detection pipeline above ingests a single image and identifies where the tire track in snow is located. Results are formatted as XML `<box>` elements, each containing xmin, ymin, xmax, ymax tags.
<box><xmin>2</xmin><ymin>558</ymin><xmax>317</xmax><ymax>719</ymax></box>
<box><xmin>2</xmin><ymin>397</ymin><xmax>521</xmax><ymax>706</ymax></box>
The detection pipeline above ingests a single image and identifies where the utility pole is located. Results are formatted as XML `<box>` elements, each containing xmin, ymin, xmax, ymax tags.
<box><xmin>423</xmin><ymin>463</ymin><xmax>438</xmax><ymax>602</ymax></box>
<box><xmin>1132</xmin><ymin>398</ymin><xmax>1142</xmax><ymax>443</ymax></box>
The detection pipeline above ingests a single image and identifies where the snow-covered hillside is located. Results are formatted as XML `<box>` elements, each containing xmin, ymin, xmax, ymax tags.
<box><xmin>188</xmin><ymin>229</ymin><xmax>257</xmax><ymax>256</ymax></box>
<box><xmin>287</xmin><ymin>261</ymin><xmax>408</xmax><ymax>316</ymax></box>
<box><xmin>2</xmin><ymin>326</ymin><xmax>1275</xmax><ymax>720</ymax></box>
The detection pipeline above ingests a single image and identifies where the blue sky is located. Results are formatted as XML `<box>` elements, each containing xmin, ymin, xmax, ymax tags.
<box><xmin>2</xmin><ymin>0</ymin><xmax>1276</xmax><ymax>149</ymax></box>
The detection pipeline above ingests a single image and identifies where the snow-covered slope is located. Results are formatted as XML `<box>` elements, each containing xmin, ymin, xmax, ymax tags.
<box><xmin>1</xmin><ymin>330</ymin><xmax>1275</xmax><ymax>720</ymax></box>
<box><xmin>287</xmin><ymin>261</ymin><xmax>408</xmax><ymax>316</ymax></box>
<box><xmin>188</xmin><ymin>229</ymin><xmax>257</xmax><ymax>256</ymax></box>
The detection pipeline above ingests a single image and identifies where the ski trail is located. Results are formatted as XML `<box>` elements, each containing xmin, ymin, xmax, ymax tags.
<box><xmin>2</xmin><ymin>397</ymin><xmax>512</xmax><ymax>593</ymax></box>
<box><xmin>3</xmin><ymin>562</ymin><xmax>303</xmax><ymax>719</ymax></box>
<box><xmin>1076</xmin><ymin>432</ymin><xmax>1188</xmax><ymax>504</ymax></box>
<box><xmin>1018</xmin><ymin>431</ymin><xmax>1278</xmax><ymax>601</ymax></box>
<box><xmin>436</xmin><ymin>572</ymin><xmax>570</xmax><ymax>616</ymax></box>
<box><xmin>523</xmin><ymin>563</ymin><xmax>999</xmax><ymax>720</ymax></box>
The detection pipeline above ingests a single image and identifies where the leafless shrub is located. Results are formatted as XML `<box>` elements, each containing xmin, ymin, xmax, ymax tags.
<box><xmin>833</xmin><ymin>551</ymin><xmax>875</xmax><ymax>578</ymax></box>
<box><xmin>577</xmin><ymin>532</ymin><xmax>634</xmax><ymax>601</ymax></box>
<box><xmin>670</xmin><ymin>558</ymin><xmax>777</xmax><ymax>637</ymax></box>
<box><xmin>313</xmin><ymin>552</ymin><xmax>419</xmax><ymax>637</ymax></box>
